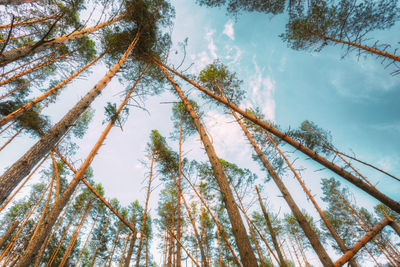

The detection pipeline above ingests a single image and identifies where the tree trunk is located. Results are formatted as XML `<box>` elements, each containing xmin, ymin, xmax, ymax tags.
<box><xmin>156</xmin><ymin>60</ymin><xmax>400</xmax><ymax>215</ymax></box>
<box><xmin>14</xmin><ymin>33</ymin><xmax>140</xmax><ymax>266</ymax></box>
<box><xmin>334</xmin><ymin>218</ymin><xmax>391</xmax><ymax>266</ymax></box>
<box><xmin>255</xmin><ymin>186</ymin><xmax>286</xmax><ymax>267</ymax></box>
<box><xmin>106</xmin><ymin>223</ymin><xmax>121</xmax><ymax>267</ymax></box>
<box><xmin>0</xmin><ymin>0</ymin><xmax>41</xmax><ymax>5</ymax></box>
<box><xmin>259</xmin><ymin>129</ymin><xmax>359</xmax><ymax>267</ymax></box>
<box><xmin>123</xmin><ymin>215</ymin><xmax>138</xmax><ymax>267</ymax></box>
<box><xmin>90</xmin><ymin>216</ymin><xmax>110</xmax><ymax>267</ymax></box>
<box><xmin>74</xmin><ymin>217</ymin><xmax>97</xmax><ymax>266</ymax></box>
<box><xmin>0</xmin><ymin>50</ymin><xmax>71</xmax><ymax>86</ymax></box>
<box><xmin>0</xmin><ymin>220</ymin><xmax>19</xmax><ymax>248</ymax></box>
<box><xmin>0</xmin><ymin>32</ymin><xmax>139</xmax><ymax>205</ymax></box>
<box><xmin>119</xmin><ymin>234</ymin><xmax>131</xmax><ymax>267</ymax></box>
<box><xmin>135</xmin><ymin>150</ymin><xmax>155</xmax><ymax>267</ymax></box>
<box><xmin>0</xmin><ymin>15</ymin><xmax>57</xmax><ymax>28</ymax></box>
<box><xmin>0</xmin><ymin>15</ymin><xmax>124</xmax><ymax>66</ymax></box>
<box><xmin>156</xmin><ymin>60</ymin><xmax>258</xmax><ymax>267</ymax></box>
<box><xmin>226</xmin><ymin>102</ymin><xmax>333</xmax><ymax>266</ymax></box>
<box><xmin>176</xmin><ymin>114</ymin><xmax>183</xmax><ymax>267</ymax></box>
<box><xmin>317</xmin><ymin>33</ymin><xmax>400</xmax><ymax>62</ymax></box>
<box><xmin>166</xmin><ymin>166</ymin><xmax>208</xmax><ymax>267</ymax></box>
<box><xmin>0</xmin><ymin>52</ymin><xmax>104</xmax><ymax>127</ymax></box>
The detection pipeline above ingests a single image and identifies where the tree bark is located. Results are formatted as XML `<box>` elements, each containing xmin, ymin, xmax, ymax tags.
<box><xmin>255</xmin><ymin>186</ymin><xmax>287</xmax><ymax>267</ymax></box>
<box><xmin>0</xmin><ymin>220</ymin><xmax>19</xmax><ymax>249</ymax></box>
<box><xmin>157</xmin><ymin>62</ymin><xmax>258</xmax><ymax>267</ymax></box>
<box><xmin>155</xmin><ymin>60</ymin><xmax>400</xmax><ymax>215</ymax></box>
<box><xmin>0</xmin><ymin>52</ymin><xmax>104</xmax><ymax>127</ymax></box>
<box><xmin>135</xmin><ymin>150</ymin><xmax>155</xmax><ymax>267</ymax></box>
<box><xmin>334</xmin><ymin>217</ymin><xmax>391</xmax><ymax>266</ymax></box>
<box><xmin>0</xmin><ymin>15</ymin><xmax>124</xmax><ymax>66</ymax></box>
<box><xmin>0</xmin><ymin>15</ymin><xmax>57</xmax><ymax>28</ymax></box>
<box><xmin>0</xmin><ymin>32</ymin><xmax>139</xmax><ymax>205</ymax></box>
<box><xmin>123</xmin><ymin>227</ymin><xmax>138</xmax><ymax>267</ymax></box>
<box><xmin>227</xmin><ymin>102</ymin><xmax>333</xmax><ymax>266</ymax></box>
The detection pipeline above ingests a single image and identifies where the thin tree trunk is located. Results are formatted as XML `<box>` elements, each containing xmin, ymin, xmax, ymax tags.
<box><xmin>156</xmin><ymin>61</ymin><xmax>258</xmax><ymax>267</ymax></box>
<box><xmin>166</xmin><ymin>166</ymin><xmax>208</xmax><ymax>267</ymax></box>
<box><xmin>0</xmin><ymin>52</ymin><xmax>47</xmax><ymax>78</ymax></box>
<box><xmin>255</xmin><ymin>186</ymin><xmax>286</xmax><ymax>267</ymax></box>
<box><xmin>0</xmin><ymin>51</ymin><xmax>71</xmax><ymax>86</ymax></box>
<box><xmin>223</xmin><ymin>99</ymin><xmax>333</xmax><ymax>266</ymax></box>
<box><xmin>119</xmin><ymin>233</ymin><xmax>131</xmax><ymax>267</ymax></box>
<box><xmin>288</xmin><ymin>235</ymin><xmax>302</xmax><ymax>267</ymax></box>
<box><xmin>231</xmin><ymin>183</ymin><xmax>265</xmax><ymax>265</ymax></box>
<box><xmin>0</xmin><ymin>15</ymin><xmax>124</xmax><ymax>66</ymax></box>
<box><xmin>50</xmin><ymin>151</ymin><xmax>60</xmax><ymax>202</ymax></box>
<box><xmin>123</xmin><ymin>215</ymin><xmax>138</xmax><ymax>267</ymax></box>
<box><xmin>316</xmin><ymin>33</ymin><xmax>400</xmax><ymax>62</ymax></box>
<box><xmin>135</xmin><ymin>149</ymin><xmax>155</xmax><ymax>267</ymax></box>
<box><xmin>0</xmin><ymin>31</ymin><xmax>139</xmax><ymax>205</ymax></box>
<box><xmin>0</xmin><ymin>0</ymin><xmax>41</xmax><ymax>6</ymax></box>
<box><xmin>334</xmin><ymin>217</ymin><xmax>392</xmax><ymax>266</ymax></box>
<box><xmin>0</xmin><ymin>128</ymin><xmax>23</xmax><ymax>152</ymax></box>
<box><xmin>0</xmin><ymin>220</ymin><xmax>19</xmax><ymax>248</ymax></box>
<box><xmin>15</xmin><ymin>33</ymin><xmax>140</xmax><ymax>266</ymax></box>
<box><xmin>75</xmin><ymin>216</ymin><xmax>97</xmax><ymax>266</ymax></box>
<box><xmin>34</xmin><ymin>184</ymin><xmax>81</xmax><ymax>267</ymax></box>
<box><xmin>181</xmin><ymin>172</ymin><xmax>241</xmax><ymax>266</ymax></box>
<box><xmin>156</xmin><ymin>60</ymin><xmax>400</xmax><ymax>215</ymax></box>
<box><xmin>46</xmin><ymin>208</ymin><xmax>81</xmax><ymax>266</ymax></box>
<box><xmin>0</xmin><ymin>15</ymin><xmax>57</xmax><ymax>28</ymax></box>
<box><xmin>0</xmin><ymin>52</ymin><xmax>104</xmax><ymax>127</ymax></box>
<box><xmin>106</xmin><ymin>223</ymin><xmax>121</xmax><ymax>267</ymax></box>
<box><xmin>260</xmin><ymin>129</ymin><xmax>359</xmax><ymax>267</ymax></box>
<box><xmin>0</xmin><ymin>70</ymin><xmax>46</xmax><ymax>101</ymax></box>
<box><xmin>60</xmin><ymin>199</ymin><xmax>94</xmax><ymax>266</ymax></box>
<box><xmin>176</xmin><ymin>113</ymin><xmax>183</xmax><ymax>267</ymax></box>
<box><xmin>90</xmin><ymin>216</ymin><xmax>110</xmax><ymax>267</ymax></box>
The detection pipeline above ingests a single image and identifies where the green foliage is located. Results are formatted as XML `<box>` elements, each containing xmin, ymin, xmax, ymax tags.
<box><xmin>170</xmin><ymin>100</ymin><xmax>200</xmax><ymax>140</ymax></box>
<box><xmin>281</xmin><ymin>0</ymin><xmax>400</xmax><ymax>51</ymax></box>
<box><xmin>0</xmin><ymin>100</ymin><xmax>50</xmax><ymax>137</ymax></box>
<box><xmin>198</xmin><ymin>60</ymin><xmax>244</xmax><ymax>106</ymax></box>
<box><xmin>72</xmin><ymin>107</ymin><xmax>94</xmax><ymax>138</ymax></box>
<box><xmin>287</xmin><ymin>120</ymin><xmax>333</xmax><ymax>155</ymax></box>
<box><xmin>196</xmin><ymin>0</ymin><xmax>286</xmax><ymax>16</ymax></box>
<box><xmin>103</xmin><ymin>102</ymin><xmax>128</xmax><ymax>129</ymax></box>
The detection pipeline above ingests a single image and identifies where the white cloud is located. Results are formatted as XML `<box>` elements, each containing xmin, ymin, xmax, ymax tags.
<box><xmin>205</xmin><ymin>29</ymin><xmax>217</xmax><ymax>59</ymax></box>
<box><xmin>224</xmin><ymin>45</ymin><xmax>242</xmax><ymax>64</ymax></box>
<box><xmin>203</xmin><ymin>110</ymin><xmax>250</xmax><ymax>160</ymax></box>
<box><xmin>247</xmin><ymin>58</ymin><xmax>276</xmax><ymax>121</ymax></box>
<box><xmin>223</xmin><ymin>20</ymin><xmax>235</xmax><ymax>40</ymax></box>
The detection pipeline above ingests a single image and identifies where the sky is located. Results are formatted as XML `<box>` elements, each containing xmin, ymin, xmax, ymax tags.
<box><xmin>1</xmin><ymin>0</ymin><xmax>400</xmax><ymax>266</ymax></box>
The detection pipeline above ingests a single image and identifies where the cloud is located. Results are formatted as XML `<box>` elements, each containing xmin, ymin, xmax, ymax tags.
<box><xmin>203</xmin><ymin>110</ymin><xmax>251</xmax><ymax>160</ymax></box>
<box><xmin>224</xmin><ymin>45</ymin><xmax>242</xmax><ymax>64</ymax></box>
<box><xmin>223</xmin><ymin>20</ymin><xmax>235</xmax><ymax>40</ymax></box>
<box><xmin>246</xmin><ymin>58</ymin><xmax>276</xmax><ymax>121</ymax></box>
<box><xmin>205</xmin><ymin>29</ymin><xmax>217</xmax><ymax>59</ymax></box>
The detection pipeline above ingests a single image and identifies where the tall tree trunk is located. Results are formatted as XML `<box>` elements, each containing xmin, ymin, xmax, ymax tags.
<box><xmin>74</xmin><ymin>216</ymin><xmax>97</xmax><ymax>266</ymax></box>
<box><xmin>0</xmin><ymin>0</ymin><xmax>41</xmax><ymax>5</ymax></box>
<box><xmin>0</xmin><ymin>50</ymin><xmax>71</xmax><ymax>86</ymax></box>
<box><xmin>166</xmin><ymin>166</ymin><xmax>208</xmax><ymax>267</ymax></box>
<box><xmin>15</xmin><ymin>33</ymin><xmax>140</xmax><ymax>266</ymax></box>
<box><xmin>135</xmin><ymin>150</ymin><xmax>155</xmax><ymax>267</ymax></box>
<box><xmin>260</xmin><ymin>129</ymin><xmax>359</xmax><ymax>267</ymax></box>
<box><xmin>176</xmin><ymin>113</ymin><xmax>183</xmax><ymax>267</ymax></box>
<box><xmin>106</xmin><ymin>223</ymin><xmax>121</xmax><ymax>267</ymax></box>
<box><xmin>90</xmin><ymin>216</ymin><xmax>110</xmax><ymax>267</ymax></box>
<box><xmin>0</xmin><ymin>15</ymin><xmax>58</xmax><ymax>28</ymax></box>
<box><xmin>123</xmin><ymin>215</ymin><xmax>138</xmax><ymax>267</ymax></box>
<box><xmin>119</xmin><ymin>234</ymin><xmax>131</xmax><ymax>267</ymax></box>
<box><xmin>0</xmin><ymin>52</ymin><xmax>104</xmax><ymax>127</ymax></box>
<box><xmin>255</xmin><ymin>186</ymin><xmax>286</xmax><ymax>267</ymax></box>
<box><xmin>156</xmin><ymin>60</ymin><xmax>258</xmax><ymax>267</ymax></box>
<box><xmin>60</xmin><ymin>199</ymin><xmax>94</xmax><ymax>266</ymax></box>
<box><xmin>316</xmin><ymin>33</ymin><xmax>400</xmax><ymax>62</ymax></box>
<box><xmin>0</xmin><ymin>15</ymin><xmax>124</xmax><ymax>66</ymax></box>
<box><xmin>0</xmin><ymin>220</ymin><xmax>19</xmax><ymax>249</ymax></box>
<box><xmin>0</xmin><ymin>32</ymin><xmax>139</xmax><ymax>204</ymax></box>
<box><xmin>156</xmin><ymin>60</ymin><xmax>400</xmax><ymax>215</ymax></box>
<box><xmin>224</xmin><ymin>100</ymin><xmax>333</xmax><ymax>266</ymax></box>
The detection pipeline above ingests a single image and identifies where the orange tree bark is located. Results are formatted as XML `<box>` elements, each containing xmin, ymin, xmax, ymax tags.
<box><xmin>226</xmin><ymin>101</ymin><xmax>334</xmax><ymax>266</ymax></box>
<box><xmin>0</xmin><ymin>15</ymin><xmax>124</xmax><ymax>66</ymax></box>
<box><xmin>0</xmin><ymin>32</ymin><xmax>139</xmax><ymax>205</ymax></box>
<box><xmin>0</xmin><ymin>52</ymin><xmax>104</xmax><ymax>127</ymax></box>
<box><xmin>156</xmin><ymin>61</ymin><xmax>258</xmax><ymax>267</ymax></box>
<box><xmin>154</xmin><ymin>60</ymin><xmax>400</xmax><ymax>215</ymax></box>
<box><xmin>14</xmin><ymin>33</ymin><xmax>140</xmax><ymax>266</ymax></box>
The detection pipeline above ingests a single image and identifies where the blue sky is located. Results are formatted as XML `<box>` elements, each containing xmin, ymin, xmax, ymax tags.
<box><xmin>1</xmin><ymin>0</ymin><xmax>399</xmax><ymax>265</ymax></box>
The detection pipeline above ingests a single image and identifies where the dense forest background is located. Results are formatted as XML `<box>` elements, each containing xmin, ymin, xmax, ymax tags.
<box><xmin>0</xmin><ymin>0</ymin><xmax>399</xmax><ymax>266</ymax></box>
